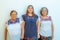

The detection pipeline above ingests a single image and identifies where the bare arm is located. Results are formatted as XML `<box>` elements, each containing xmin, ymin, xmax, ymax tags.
<box><xmin>4</xmin><ymin>23</ymin><xmax>7</xmax><ymax>40</ymax></box>
<box><xmin>52</xmin><ymin>22</ymin><xmax>54</xmax><ymax>39</ymax></box>
<box><xmin>21</xmin><ymin>20</ymin><xmax>25</xmax><ymax>39</ymax></box>
<box><xmin>36</xmin><ymin>19</ymin><xmax>40</xmax><ymax>38</ymax></box>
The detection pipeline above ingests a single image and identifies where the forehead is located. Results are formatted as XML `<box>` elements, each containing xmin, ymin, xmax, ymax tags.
<box><xmin>11</xmin><ymin>12</ymin><xmax>17</xmax><ymax>14</ymax></box>
<box><xmin>10</xmin><ymin>12</ymin><xmax>17</xmax><ymax>16</ymax></box>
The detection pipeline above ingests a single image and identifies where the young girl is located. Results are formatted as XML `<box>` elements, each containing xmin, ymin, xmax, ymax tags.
<box><xmin>21</xmin><ymin>5</ymin><xmax>40</xmax><ymax>40</ymax></box>
<box><xmin>38</xmin><ymin>7</ymin><xmax>54</xmax><ymax>40</ymax></box>
<box><xmin>4</xmin><ymin>10</ymin><xmax>23</xmax><ymax>40</ymax></box>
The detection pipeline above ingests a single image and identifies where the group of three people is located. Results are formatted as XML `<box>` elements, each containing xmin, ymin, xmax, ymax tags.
<box><xmin>4</xmin><ymin>5</ymin><xmax>54</xmax><ymax>40</ymax></box>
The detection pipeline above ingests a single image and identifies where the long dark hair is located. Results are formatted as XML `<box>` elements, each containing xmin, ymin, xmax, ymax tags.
<box><xmin>26</xmin><ymin>5</ymin><xmax>35</xmax><ymax>16</ymax></box>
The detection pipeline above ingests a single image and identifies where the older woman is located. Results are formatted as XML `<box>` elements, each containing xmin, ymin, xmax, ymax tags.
<box><xmin>38</xmin><ymin>7</ymin><xmax>54</xmax><ymax>40</ymax></box>
<box><xmin>4</xmin><ymin>10</ymin><xmax>23</xmax><ymax>40</ymax></box>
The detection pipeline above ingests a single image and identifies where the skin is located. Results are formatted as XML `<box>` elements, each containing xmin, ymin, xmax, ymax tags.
<box><xmin>27</xmin><ymin>6</ymin><xmax>33</xmax><ymax>15</ymax></box>
<box><xmin>10</xmin><ymin>12</ymin><xmax>17</xmax><ymax>21</ymax></box>
<box><xmin>4</xmin><ymin>12</ymin><xmax>17</xmax><ymax>40</ymax></box>
<box><xmin>52</xmin><ymin>22</ymin><xmax>54</xmax><ymax>40</ymax></box>
<box><xmin>4</xmin><ymin>24</ymin><xmax>7</xmax><ymax>40</ymax></box>
<box><xmin>27</xmin><ymin>6</ymin><xmax>34</xmax><ymax>16</ymax></box>
<box><xmin>42</xmin><ymin>8</ymin><xmax>48</xmax><ymax>16</ymax></box>
<box><xmin>37</xmin><ymin>19</ymin><xmax>40</xmax><ymax>38</ymax></box>
<box><xmin>40</xmin><ymin>8</ymin><xmax>54</xmax><ymax>40</ymax></box>
<box><xmin>21</xmin><ymin>6</ymin><xmax>34</xmax><ymax>39</ymax></box>
<box><xmin>21</xmin><ymin>19</ymin><xmax>25</xmax><ymax>39</ymax></box>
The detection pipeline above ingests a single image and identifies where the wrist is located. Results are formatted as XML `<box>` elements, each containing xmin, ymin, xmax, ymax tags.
<box><xmin>38</xmin><ymin>32</ymin><xmax>40</xmax><ymax>35</ymax></box>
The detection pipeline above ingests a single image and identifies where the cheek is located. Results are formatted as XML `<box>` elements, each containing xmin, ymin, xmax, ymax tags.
<box><xmin>42</xmin><ymin>11</ymin><xmax>47</xmax><ymax>15</ymax></box>
<box><xmin>14</xmin><ymin>15</ymin><xmax>17</xmax><ymax>18</ymax></box>
<box><xmin>30</xmin><ymin>9</ymin><xmax>33</xmax><ymax>11</ymax></box>
<box><xmin>28</xmin><ymin>9</ymin><xmax>33</xmax><ymax>12</ymax></box>
<box><xmin>28</xmin><ymin>9</ymin><xmax>30</xmax><ymax>12</ymax></box>
<box><xmin>11</xmin><ymin>15</ymin><xmax>17</xmax><ymax>18</ymax></box>
<box><xmin>42</xmin><ymin>12</ymin><xmax>45</xmax><ymax>15</ymax></box>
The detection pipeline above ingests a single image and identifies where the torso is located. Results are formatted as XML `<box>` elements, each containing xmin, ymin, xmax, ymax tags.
<box><xmin>7</xmin><ymin>18</ymin><xmax>21</xmax><ymax>40</ymax></box>
<box><xmin>40</xmin><ymin>16</ymin><xmax>52</xmax><ymax>37</ymax></box>
<box><xmin>22</xmin><ymin>14</ymin><xmax>38</xmax><ymax>38</ymax></box>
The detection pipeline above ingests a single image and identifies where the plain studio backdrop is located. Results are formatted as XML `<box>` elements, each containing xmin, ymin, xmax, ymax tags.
<box><xmin>0</xmin><ymin>0</ymin><xmax>60</xmax><ymax>40</ymax></box>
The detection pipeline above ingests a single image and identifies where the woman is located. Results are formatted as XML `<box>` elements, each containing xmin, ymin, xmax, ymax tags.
<box><xmin>4</xmin><ymin>10</ymin><xmax>23</xmax><ymax>40</ymax></box>
<box><xmin>38</xmin><ymin>7</ymin><xmax>54</xmax><ymax>40</ymax></box>
<box><xmin>21</xmin><ymin>5</ymin><xmax>40</xmax><ymax>40</ymax></box>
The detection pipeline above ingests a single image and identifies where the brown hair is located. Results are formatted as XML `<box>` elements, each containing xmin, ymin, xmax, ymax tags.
<box><xmin>10</xmin><ymin>10</ymin><xmax>17</xmax><ymax>16</ymax></box>
<box><xmin>26</xmin><ymin>5</ymin><xmax>35</xmax><ymax>16</ymax></box>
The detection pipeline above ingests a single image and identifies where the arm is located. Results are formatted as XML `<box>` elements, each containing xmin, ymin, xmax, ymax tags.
<box><xmin>4</xmin><ymin>23</ymin><xmax>7</xmax><ymax>40</ymax></box>
<box><xmin>21</xmin><ymin>19</ymin><xmax>25</xmax><ymax>39</ymax></box>
<box><xmin>36</xmin><ymin>19</ymin><xmax>40</xmax><ymax>38</ymax></box>
<box><xmin>52</xmin><ymin>22</ymin><xmax>54</xmax><ymax>39</ymax></box>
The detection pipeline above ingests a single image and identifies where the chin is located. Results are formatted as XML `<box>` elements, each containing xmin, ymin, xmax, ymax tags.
<box><xmin>12</xmin><ymin>18</ymin><xmax>16</xmax><ymax>20</ymax></box>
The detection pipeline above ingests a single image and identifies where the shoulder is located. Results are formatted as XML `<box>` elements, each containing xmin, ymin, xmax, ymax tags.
<box><xmin>5</xmin><ymin>21</ymin><xmax>8</xmax><ymax>28</ymax></box>
<box><xmin>34</xmin><ymin>14</ymin><xmax>38</xmax><ymax>18</ymax></box>
<box><xmin>48</xmin><ymin>16</ymin><xmax>51</xmax><ymax>18</ymax></box>
<box><xmin>16</xmin><ymin>18</ymin><xmax>20</xmax><ymax>22</ymax></box>
<box><xmin>5</xmin><ymin>21</ymin><xmax>8</xmax><ymax>25</ymax></box>
<box><xmin>22</xmin><ymin>14</ymin><xmax>26</xmax><ymax>17</ymax></box>
<box><xmin>5</xmin><ymin>19</ymin><xmax>10</xmax><ymax>25</ymax></box>
<box><xmin>16</xmin><ymin>18</ymin><xmax>20</xmax><ymax>20</ymax></box>
<box><xmin>22</xmin><ymin>14</ymin><xmax>27</xmax><ymax>20</ymax></box>
<box><xmin>47</xmin><ymin>16</ymin><xmax>52</xmax><ymax>21</ymax></box>
<box><xmin>8</xmin><ymin>19</ymin><xmax>11</xmax><ymax>23</ymax></box>
<box><xmin>48</xmin><ymin>16</ymin><xmax>52</xmax><ymax>19</ymax></box>
<box><xmin>38</xmin><ymin>16</ymin><xmax>41</xmax><ymax>21</ymax></box>
<box><xmin>7</xmin><ymin>19</ymin><xmax>12</xmax><ymax>25</ymax></box>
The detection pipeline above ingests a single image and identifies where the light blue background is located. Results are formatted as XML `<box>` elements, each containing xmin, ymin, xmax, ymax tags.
<box><xmin>0</xmin><ymin>0</ymin><xmax>60</xmax><ymax>40</ymax></box>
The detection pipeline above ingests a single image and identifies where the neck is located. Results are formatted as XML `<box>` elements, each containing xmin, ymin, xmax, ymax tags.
<box><xmin>11</xmin><ymin>18</ymin><xmax>16</xmax><ymax>22</ymax></box>
<box><xmin>28</xmin><ymin>13</ymin><xmax>33</xmax><ymax>16</ymax></box>
<box><xmin>28</xmin><ymin>12</ymin><xmax>32</xmax><ymax>14</ymax></box>
<box><xmin>42</xmin><ymin>15</ymin><xmax>47</xmax><ymax>17</ymax></box>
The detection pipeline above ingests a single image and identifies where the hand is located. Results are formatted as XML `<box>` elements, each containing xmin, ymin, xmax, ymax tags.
<box><xmin>37</xmin><ymin>33</ymin><xmax>40</xmax><ymax>38</ymax></box>
<box><xmin>52</xmin><ymin>34</ymin><xmax>54</xmax><ymax>40</ymax></box>
<box><xmin>21</xmin><ymin>35</ymin><xmax>24</xmax><ymax>39</ymax></box>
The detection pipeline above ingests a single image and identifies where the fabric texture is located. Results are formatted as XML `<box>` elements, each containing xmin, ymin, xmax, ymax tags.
<box><xmin>7</xmin><ymin>18</ymin><xmax>21</xmax><ymax>40</ymax></box>
<box><xmin>39</xmin><ymin>16</ymin><xmax>52</xmax><ymax>37</ymax></box>
<box><xmin>22</xmin><ymin>14</ymin><xmax>38</xmax><ymax>39</ymax></box>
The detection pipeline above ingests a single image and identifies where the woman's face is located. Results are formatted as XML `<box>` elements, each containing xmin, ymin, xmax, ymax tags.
<box><xmin>42</xmin><ymin>8</ymin><xmax>48</xmax><ymax>16</ymax></box>
<box><xmin>10</xmin><ymin>12</ymin><xmax>17</xmax><ymax>20</ymax></box>
<box><xmin>27</xmin><ymin>6</ymin><xmax>33</xmax><ymax>14</ymax></box>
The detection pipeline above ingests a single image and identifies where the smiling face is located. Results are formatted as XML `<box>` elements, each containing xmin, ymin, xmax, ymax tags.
<box><xmin>10</xmin><ymin>11</ymin><xmax>17</xmax><ymax>20</ymax></box>
<box><xmin>41</xmin><ymin>7</ymin><xmax>48</xmax><ymax>16</ymax></box>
